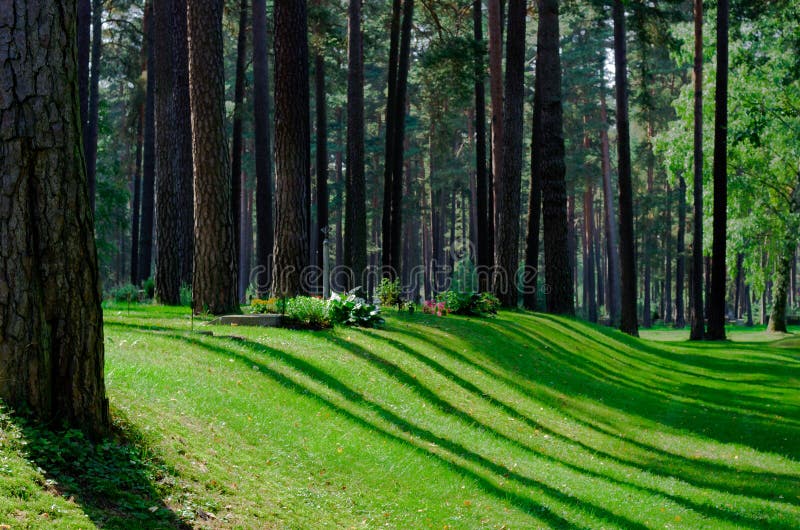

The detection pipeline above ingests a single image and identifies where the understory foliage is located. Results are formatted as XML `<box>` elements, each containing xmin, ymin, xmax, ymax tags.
<box><xmin>435</xmin><ymin>290</ymin><xmax>500</xmax><ymax>316</ymax></box>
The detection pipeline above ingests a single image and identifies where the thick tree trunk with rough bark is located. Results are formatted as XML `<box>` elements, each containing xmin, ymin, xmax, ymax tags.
<box><xmin>345</xmin><ymin>0</ymin><xmax>366</xmax><ymax>289</ymax></box>
<box><xmin>690</xmin><ymin>0</ymin><xmax>705</xmax><ymax>340</ymax></box>
<box><xmin>171</xmin><ymin>0</ymin><xmax>194</xmax><ymax>287</ymax></box>
<box><xmin>253</xmin><ymin>0</ymin><xmax>274</xmax><ymax>296</ymax></box>
<box><xmin>538</xmin><ymin>0</ymin><xmax>573</xmax><ymax>315</ymax></box>
<box><xmin>382</xmin><ymin>0</ymin><xmax>401</xmax><ymax>274</ymax></box>
<box><xmin>488</xmin><ymin>0</ymin><xmax>504</xmax><ymax>252</ymax></box>
<box><xmin>613</xmin><ymin>0</ymin><xmax>638</xmax><ymax>336</ymax></box>
<box><xmin>153</xmin><ymin>0</ymin><xmax>180</xmax><ymax>305</ymax></box>
<box><xmin>0</xmin><ymin>0</ymin><xmax>109</xmax><ymax>437</ymax></box>
<box><xmin>272</xmin><ymin>0</ymin><xmax>310</xmax><ymax>296</ymax></box>
<box><xmin>707</xmin><ymin>0</ymin><xmax>729</xmax><ymax>340</ymax></box>
<box><xmin>188</xmin><ymin>0</ymin><xmax>239</xmax><ymax>313</ymax></box>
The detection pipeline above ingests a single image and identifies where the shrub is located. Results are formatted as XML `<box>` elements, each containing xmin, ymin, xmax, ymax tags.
<box><xmin>250</xmin><ymin>297</ymin><xmax>286</xmax><ymax>314</ymax></box>
<box><xmin>111</xmin><ymin>283</ymin><xmax>140</xmax><ymax>303</ymax></box>
<box><xmin>329</xmin><ymin>290</ymin><xmax>383</xmax><ymax>328</ymax></box>
<box><xmin>376</xmin><ymin>278</ymin><xmax>403</xmax><ymax>307</ymax></box>
<box><xmin>284</xmin><ymin>296</ymin><xmax>330</xmax><ymax>329</ymax></box>
<box><xmin>422</xmin><ymin>300</ymin><xmax>448</xmax><ymax>316</ymax></box>
<box><xmin>435</xmin><ymin>290</ymin><xmax>499</xmax><ymax>316</ymax></box>
<box><xmin>142</xmin><ymin>277</ymin><xmax>155</xmax><ymax>299</ymax></box>
<box><xmin>180</xmin><ymin>284</ymin><xmax>192</xmax><ymax>307</ymax></box>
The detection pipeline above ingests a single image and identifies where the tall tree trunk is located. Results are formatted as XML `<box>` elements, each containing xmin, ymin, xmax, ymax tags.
<box><xmin>231</xmin><ymin>0</ymin><xmax>249</xmax><ymax>299</ymax></box>
<box><xmin>253</xmin><ymin>0</ymin><xmax>274</xmax><ymax>296</ymax></box>
<box><xmin>524</xmin><ymin>74</ymin><xmax>542</xmax><ymax>310</ymax></box>
<box><xmin>172</xmin><ymin>0</ymin><xmax>194</xmax><ymax>287</ymax></box>
<box><xmin>493</xmin><ymin>0</ymin><xmax>525</xmax><ymax>307</ymax></box>
<box><xmin>664</xmin><ymin>183</ymin><xmax>673</xmax><ymax>324</ymax></box>
<box><xmin>473</xmin><ymin>0</ymin><xmax>490</xmax><ymax>292</ymax></box>
<box><xmin>239</xmin><ymin>174</ymin><xmax>252</xmax><ymax>299</ymax></box>
<box><xmin>335</xmin><ymin>107</ymin><xmax>344</xmax><ymax>272</ymax></box>
<box><xmin>674</xmin><ymin>175</ymin><xmax>687</xmax><ymax>327</ymax></box>
<box><xmin>1</xmin><ymin>0</ymin><xmax>109</xmax><ymax>437</ymax></box>
<box><xmin>388</xmin><ymin>0</ymin><xmax>414</xmax><ymax>279</ymax></box>
<box><xmin>139</xmin><ymin>1</ymin><xmax>156</xmax><ymax>284</ymax></box>
<box><xmin>768</xmin><ymin>239</ymin><xmax>793</xmax><ymax>333</ymax></box>
<box><xmin>487</xmin><ymin>0</ymin><xmax>504</xmax><ymax>262</ymax></box>
<box><xmin>315</xmin><ymin>53</ymin><xmax>329</xmax><ymax>280</ymax></box>
<box><xmin>734</xmin><ymin>252</ymin><xmax>744</xmax><ymax>319</ymax></box>
<box><xmin>613</xmin><ymin>0</ymin><xmax>638</xmax><ymax>336</ymax></box>
<box><xmin>600</xmin><ymin>86</ymin><xmax>620</xmax><ymax>324</ymax></box>
<box><xmin>583</xmin><ymin>164</ymin><xmax>597</xmax><ymax>323</ymax></box>
<box><xmin>271</xmin><ymin>0</ymin><xmax>310</xmax><ymax>297</ymax></box>
<box><xmin>153</xmin><ymin>0</ymin><xmax>180</xmax><ymax>305</ymax></box>
<box><xmin>188</xmin><ymin>0</ymin><xmax>239</xmax><ymax>313</ymax></box>
<box><xmin>690</xmin><ymin>0</ymin><xmax>705</xmax><ymax>339</ymax></box>
<box><xmin>85</xmin><ymin>0</ymin><xmax>102</xmax><ymax>215</ymax></box>
<box><xmin>538</xmin><ymin>0</ymin><xmax>573</xmax><ymax>314</ymax></box>
<box><xmin>707</xmin><ymin>0</ymin><xmax>729</xmax><ymax>340</ymax></box>
<box><xmin>382</xmin><ymin>0</ymin><xmax>402</xmax><ymax>273</ymax></box>
<box><xmin>345</xmin><ymin>0</ymin><xmax>366</xmax><ymax>289</ymax></box>
<box><xmin>131</xmin><ymin>101</ymin><xmax>144</xmax><ymax>285</ymax></box>
<box><xmin>78</xmin><ymin>0</ymin><xmax>90</xmax><ymax>135</ymax></box>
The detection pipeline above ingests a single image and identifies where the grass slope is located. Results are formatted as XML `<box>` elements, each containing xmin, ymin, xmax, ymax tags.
<box><xmin>1</xmin><ymin>304</ymin><xmax>799</xmax><ymax>528</ymax></box>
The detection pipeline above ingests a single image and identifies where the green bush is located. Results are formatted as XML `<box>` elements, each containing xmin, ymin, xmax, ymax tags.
<box><xmin>250</xmin><ymin>297</ymin><xmax>286</xmax><ymax>314</ymax></box>
<box><xmin>329</xmin><ymin>291</ymin><xmax>384</xmax><ymax>328</ymax></box>
<box><xmin>376</xmin><ymin>278</ymin><xmax>403</xmax><ymax>307</ymax></box>
<box><xmin>285</xmin><ymin>296</ymin><xmax>331</xmax><ymax>329</ymax></box>
<box><xmin>111</xmin><ymin>283</ymin><xmax>140</xmax><ymax>303</ymax></box>
<box><xmin>142</xmin><ymin>277</ymin><xmax>155</xmax><ymax>299</ymax></box>
<box><xmin>436</xmin><ymin>290</ymin><xmax>499</xmax><ymax>317</ymax></box>
<box><xmin>180</xmin><ymin>284</ymin><xmax>192</xmax><ymax>307</ymax></box>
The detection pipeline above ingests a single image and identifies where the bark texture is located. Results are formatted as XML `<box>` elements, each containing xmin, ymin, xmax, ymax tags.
<box><xmin>690</xmin><ymin>0</ymin><xmax>705</xmax><ymax>340</ymax></box>
<box><xmin>271</xmin><ymin>0</ymin><xmax>310</xmax><ymax>296</ymax></box>
<box><xmin>613</xmin><ymin>0</ymin><xmax>638</xmax><ymax>336</ymax></box>
<box><xmin>707</xmin><ymin>0</ymin><xmax>729</xmax><ymax>340</ymax></box>
<box><xmin>187</xmin><ymin>0</ymin><xmax>239</xmax><ymax>313</ymax></box>
<box><xmin>473</xmin><ymin>0</ymin><xmax>490</xmax><ymax>291</ymax></box>
<box><xmin>153</xmin><ymin>0</ymin><xmax>180</xmax><ymax>304</ymax></box>
<box><xmin>493</xmin><ymin>0</ymin><xmax>526</xmax><ymax>307</ymax></box>
<box><xmin>345</xmin><ymin>0</ymin><xmax>366</xmax><ymax>287</ymax></box>
<box><xmin>253</xmin><ymin>0</ymin><xmax>274</xmax><ymax>295</ymax></box>
<box><xmin>538</xmin><ymin>0</ymin><xmax>573</xmax><ymax>315</ymax></box>
<box><xmin>0</xmin><ymin>0</ymin><xmax>109</xmax><ymax>436</ymax></box>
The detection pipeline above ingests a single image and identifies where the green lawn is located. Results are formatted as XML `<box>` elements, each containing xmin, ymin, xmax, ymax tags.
<box><xmin>1</xmin><ymin>304</ymin><xmax>799</xmax><ymax>528</ymax></box>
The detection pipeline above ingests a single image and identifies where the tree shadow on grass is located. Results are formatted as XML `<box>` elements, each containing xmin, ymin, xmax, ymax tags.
<box><xmin>3</xmin><ymin>408</ymin><xmax>191</xmax><ymax>530</ymax></box>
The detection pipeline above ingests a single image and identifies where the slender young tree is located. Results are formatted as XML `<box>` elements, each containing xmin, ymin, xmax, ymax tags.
<box><xmin>707</xmin><ymin>0</ymin><xmax>729</xmax><ymax>340</ymax></box>
<box><xmin>271</xmin><ymin>0</ymin><xmax>310</xmax><ymax>296</ymax></box>
<box><xmin>139</xmin><ymin>0</ymin><xmax>156</xmax><ymax>283</ymax></box>
<box><xmin>85</xmin><ymin>0</ymin><xmax>102</xmax><ymax>214</ymax></box>
<box><xmin>524</xmin><ymin>74</ymin><xmax>542</xmax><ymax>310</ymax></box>
<box><xmin>473</xmin><ymin>0</ymin><xmax>491</xmax><ymax>292</ymax></box>
<box><xmin>613</xmin><ymin>0</ymin><xmax>638</xmax><ymax>336</ymax></box>
<box><xmin>313</xmin><ymin>20</ymin><xmax>328</xmax><ymax>278</ymax></box>
<box><xmin>538</xmin><ymin>0</ymin><xmax>574</xmax><ymax>315</ymax></box>
<box><xmin>131</xmin><ymin>102</ymin><xmax>144</xmax><ymax>285</ymax></box>
<box><xmin>600</xmin><ymin>81</ymin><xmax>621</xmax><ymax>324</ymax></box>
<box><xmin>253</xmin><ymin>0</ymin><xmax>274</xmax><ymax>296</ymax></box>
<box><xmin>231</xmin><ymin>0</ymin><xmax>249</xmax><ymax>299</ymax></box>
<box><xmin>188</xmin><ymin>0</ymin><xmax>239</xmax><ymax>313</ymax></box>
<box><xmin>345</xmin><ymin>0</ymin><xmax>367</xmax><ymax>288</ymax></box>
<box><xmin>674</xmin><ymin>175</ymin><xmax>687</xmax><ymax>327</ymax></box>
<box><xmin>1</xmin><ymin>0</ymin><xmax>109</xmax><ymax>437</ymax></box>
<box><xmin>690</xmin><ymin>0</ymin><xmax>705</xmax><ymax>340</ymax></box>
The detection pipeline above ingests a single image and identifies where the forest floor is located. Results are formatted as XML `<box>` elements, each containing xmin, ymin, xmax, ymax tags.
<box><xmin>1</xmin><ymin>304</ymin><xmax>799</xmax><ymax>529</ymax></box>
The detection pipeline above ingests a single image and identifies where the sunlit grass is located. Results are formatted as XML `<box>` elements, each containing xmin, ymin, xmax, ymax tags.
<box><xmin>2</xmin><ymin>302</ymin><xmax>798</xmax><ymax>528</ymax></box>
